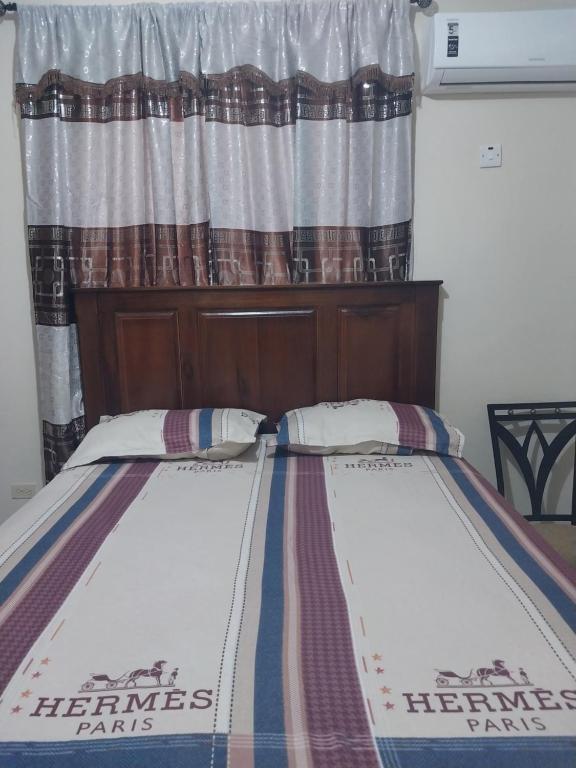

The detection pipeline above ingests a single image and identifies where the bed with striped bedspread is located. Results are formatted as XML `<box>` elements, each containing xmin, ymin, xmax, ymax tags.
<box><xmin>0</xmin><ymin>438</ymin><xmax>574</xmax><ymax>767</ymax></box>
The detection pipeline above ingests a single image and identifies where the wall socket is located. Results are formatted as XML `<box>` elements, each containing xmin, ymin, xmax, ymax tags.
<box><xmin>480</xmin><ymin>143</ymin><xmax>502</xmax><ymax>168</ymax></box>
<box><xmin>11</xmin><ymin>484</ymin><xmax>37</xmax><ymax>500</ymax></box>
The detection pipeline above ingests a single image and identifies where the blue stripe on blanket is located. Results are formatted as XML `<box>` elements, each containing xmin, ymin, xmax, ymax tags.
<box><xmin>377</xmin><ymin>736</ymin><xmax>576</xmax><ymax>768</ymax></box>
<box><xmin>4</xmin><ymin>734</ymin><xmax>574</xmax><ymax>768</ymax></box>
<box><xmin>440</xmin><ymin>457</ymin><xmax>576</xmax><ymax>631</ymax></box>
<box><xmin>253</xmin><ymin>451</ymin><xmax>288</xmax><ymax>768</ymax></box>
<box><xmin>0</xmin><ymin>734</ymin><xmax>224</xmax><ymax>768</ymax></box>
<box><xmin>0</xmin><ymin>464</ymin><xmax>122</xmax><ymax>605</ymax></box>
<box><xmin>276</xmin><ymin>415</ymin><xmax>289</xmax><ymax>446</ymax></box>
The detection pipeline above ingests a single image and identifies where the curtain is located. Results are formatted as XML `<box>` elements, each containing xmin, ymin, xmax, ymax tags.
<box><xmin>15</xmin><ymin>0</ymin><xmax>414</xmax><ymax>478</ymax></box>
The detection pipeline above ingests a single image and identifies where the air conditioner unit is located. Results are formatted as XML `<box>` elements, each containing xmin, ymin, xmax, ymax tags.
<box><xmin>421</xmin><ymin>10</ymin><xmax>576</xmax><ymax>95</ymax></box>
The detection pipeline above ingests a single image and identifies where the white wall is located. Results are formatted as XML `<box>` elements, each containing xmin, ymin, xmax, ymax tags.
<box><xmin>0</xmin><ymin>17</ymin><xmax>43</xmax><ymax>521</ymax></box>
<box><xmin>0</xmin><ymin>0</ymin><xmax>574</xmax><ymax>522</ymax></box>
<box><xmin>412</xmin><ymin>0</ymin><xmax>576</xmax><ymax>515</ymax></box>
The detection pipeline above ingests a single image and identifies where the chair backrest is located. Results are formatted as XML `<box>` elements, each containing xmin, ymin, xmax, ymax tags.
<box><xmin>487</xmin><ymin>401</ymin><xmax>576</xmax><ymax>523</ymax></box>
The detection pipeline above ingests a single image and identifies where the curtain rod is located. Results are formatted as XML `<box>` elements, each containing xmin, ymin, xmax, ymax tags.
<box><xmin>0</xmin><ymin>2</ymin><xmax>17</xmax><ymax>17</ymax></box>
<box><xmin>0</xmin><ymin>0</ymin><xmax>433</xmax><ymax>16</ymax></box>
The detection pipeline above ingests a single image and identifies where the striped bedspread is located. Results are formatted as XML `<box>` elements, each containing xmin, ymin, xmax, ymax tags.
<box><xmin>0</xmin><ymin>439</ymin><xmax>575</xmax><ymax>766</ymax></box>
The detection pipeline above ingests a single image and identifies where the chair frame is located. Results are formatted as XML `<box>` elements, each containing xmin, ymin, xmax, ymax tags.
<box><xmin>487</xmin><ymin>401</ymin><xmax>576</xmax><ymax>524</ymax></box>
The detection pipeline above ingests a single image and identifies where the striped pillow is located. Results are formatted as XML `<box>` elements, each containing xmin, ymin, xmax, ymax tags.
<box><xmin>63</xmin><ymin>408</ymin><xmax>265</xmax><ymax>469</ymax></box>
<box><xmin>276</xmin><ymin>400</ymin><xmax>464</xmax><ymax>457</ymax></box>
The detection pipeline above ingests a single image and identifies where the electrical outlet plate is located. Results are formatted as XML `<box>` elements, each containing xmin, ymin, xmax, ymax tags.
<box><xmin>11</xmin><ymin>484</ymin><xmax>37</xmax><ymax>500</ymax></box>
<box><xmin>480</xmin><ymin>144</ymin><xmax>502</xmax><ymax>168</ymax></box>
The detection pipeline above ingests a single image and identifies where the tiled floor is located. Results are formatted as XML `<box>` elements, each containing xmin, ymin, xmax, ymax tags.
<box><xmin>532</xmin><ymin>522</ymin><xmax>576</xmax><ymax>568</ymax></box>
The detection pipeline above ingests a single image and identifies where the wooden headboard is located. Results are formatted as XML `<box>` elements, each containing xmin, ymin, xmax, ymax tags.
<box><xmin>74</xmin><ymin>282</ymin><xmax>442</xmax><ymax>430</ymax></box>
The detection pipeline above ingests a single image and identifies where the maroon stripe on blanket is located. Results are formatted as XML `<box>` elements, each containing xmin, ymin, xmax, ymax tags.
<box><xmin>295</xmin><ymin>455</ymin><xmax>379</xmax><ymax>768</ymax></box>
<box><xmin>163</xmin><ymin>410</ymin><xmax>193</xmax><ymax>453</ymax></box>
<box><xmin>389</xmin><ymin>402</ymin><xmax>427</xmax><ymax>450</ymax></box>
<box><xmin>0</xmin><ymin>462</ymin><xmax>156</xmax><ymax>696</ymax></box>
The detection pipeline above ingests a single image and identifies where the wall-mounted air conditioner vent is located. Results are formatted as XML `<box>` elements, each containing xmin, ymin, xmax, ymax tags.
<box><xmin>421</xmin><ymin>10</ymin><xmax>576</xmax><ymax>95</ymax></box>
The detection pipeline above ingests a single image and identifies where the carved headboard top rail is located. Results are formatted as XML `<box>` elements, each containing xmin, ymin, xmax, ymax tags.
<box><xmin>73</xmin><ymin>282</ymin><xmax>442</xmax><ymax>430</ymax></box>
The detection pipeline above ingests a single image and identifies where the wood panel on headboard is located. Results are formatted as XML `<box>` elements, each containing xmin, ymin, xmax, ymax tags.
<box><xmin>73</xmin><ymin>283</ymin><xmax>442</xmax><ymax>430</ymax></box>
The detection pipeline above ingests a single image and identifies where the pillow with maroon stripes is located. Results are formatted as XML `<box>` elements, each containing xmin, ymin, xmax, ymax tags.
<box><xmin>63</xmin><ymin>408</ymin><xmax>266</xmax><ymax>469</ymax></box>
<box><xmin>275</xmin><ymin>400</ymin><xmax>464</xmax><ymax>457</ymax></box>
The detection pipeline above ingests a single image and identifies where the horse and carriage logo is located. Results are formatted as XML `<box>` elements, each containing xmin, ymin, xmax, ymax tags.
<box><xmin>80</xmin><ymin>660</ymin><xmax>179</xmax><ymax>692</ymax></box>
<box><xmin>435</xmin><ymin>659</ymin><xmax>532</xmax><ymax>688</ymax></box>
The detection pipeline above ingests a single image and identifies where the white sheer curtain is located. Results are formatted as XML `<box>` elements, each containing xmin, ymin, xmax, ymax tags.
<box><xmin>15</xmin><ymin>0</ymin><xmax>414</xmax><ymax>476</ymax></box>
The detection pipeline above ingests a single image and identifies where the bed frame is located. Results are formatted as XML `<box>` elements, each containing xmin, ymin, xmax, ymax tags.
<box><xmin>73</xmin><ymin>282</ymin><xmax>442</xmax><ymax>430</ymax></box>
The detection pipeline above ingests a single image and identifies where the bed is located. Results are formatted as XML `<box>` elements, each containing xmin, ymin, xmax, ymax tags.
<box><xmin>1</xmin><ymin>283</ymin><xmax>575</xmax><ymax>767</ymax></box>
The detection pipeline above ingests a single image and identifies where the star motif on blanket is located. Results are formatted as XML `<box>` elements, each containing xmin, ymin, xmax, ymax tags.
<box><xmin>11</xmin><ymin>705</ymin><xmax>22</xmax><ymax>714</ymax></box>
<box><xmin>372</xmin><ymin>653</ymin><xmax>382</xmax><ymax>661</ymax></box>
<box><xmin>384</xmin><ymin>702</ymin><xmax>395</xmax><ymax>710</ymax></box>
<box><xmin>375</xmin><ymin>667</ymin><xmax>385</xmax><ymax>674</ymax></box>
<box><xmin>20</xmin><ymin>690</ymin><xmax>32</xmax><ymax>698</ymax></box>
<box><xmin>31</xmin><ymin>672</ymin><xmax>41</xmax><ymax>679</ymax></box>
<box><xmin>40</xmin><ymin>658</ymin><xmax>50</xmax><ymax>665</ymax></box>
<box><xmin>380</xmin><ymin>686</ymin><xmax>391</xmax><ymax>694</ymax></box>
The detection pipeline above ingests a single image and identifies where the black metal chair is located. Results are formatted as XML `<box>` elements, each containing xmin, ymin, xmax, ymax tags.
<box><xmin>487</xmin><ymin>402</ymin><xmax>576</xmax><ymax>524</ymax></box>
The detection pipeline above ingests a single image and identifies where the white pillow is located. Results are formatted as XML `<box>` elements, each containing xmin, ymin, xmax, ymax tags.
<box><xmin>63</xmin><ymin>408</ymin><xmax>265</xmax><ymax>469</ymax></box>
<box><xmin>276</xmin><ymin>400</ymin><xmax>464</xmax><ymax>457</ymax></box>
